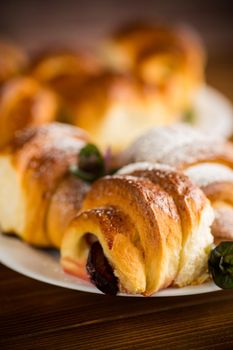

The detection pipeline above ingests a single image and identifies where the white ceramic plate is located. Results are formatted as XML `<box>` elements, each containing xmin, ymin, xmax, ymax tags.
<box><xmin>0</xmin><ymin>84</ymin><xmax>230</xmax><ymax>297</ymax></box>
<box><xmin>0</xmin><ymin>233</ymin><xmax>220</xmax><ymax>296</ymax></box>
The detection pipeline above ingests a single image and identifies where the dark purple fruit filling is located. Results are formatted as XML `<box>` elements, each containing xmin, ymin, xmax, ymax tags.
<box><xmin>86</xmin><ymin>241</ymin><xmax>119</xmax><ymax>295</ymax></box>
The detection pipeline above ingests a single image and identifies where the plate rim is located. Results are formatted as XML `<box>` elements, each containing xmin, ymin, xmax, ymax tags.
<box><xmin>0</xmin><ymin>233</ymin><xmax>221</xmax><ymax>297</ymax></box>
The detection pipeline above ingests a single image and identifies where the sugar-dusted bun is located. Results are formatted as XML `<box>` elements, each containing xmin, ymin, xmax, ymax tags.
<box><xmin>0</xmin><ymin>123</ymin><xmax>89</xmax><ymax>246</ymax></box>
<box><xmin>0</xmin><ymin>77</ymin><xmax>59</xmax><ymax>148</ymax></box>
<box><xmin>61</xmin><ymin>164</ymin><xmax>214</xmax><ymax>295</ymax></box>
<box><xmin>120</xmin><ymin>124</ymin><xmax>233</xmax><ymax>246</ymax></box>
<box><xmin>0</xmin><ymin>39</ymin><xmax>28</xmax><ymax>85</ymax></box>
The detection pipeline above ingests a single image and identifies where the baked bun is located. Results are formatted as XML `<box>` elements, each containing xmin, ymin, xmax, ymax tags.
<box><xmin>102</xmin><ymin>22</ymin><xmax>205</xmax><ymax>107</ymax></box>
<box><xmin>120</xmin><ymin>124</ymin><xmax>233</xmax><ymax>244</ymax></box>
<box><xmin>0</xmin><ymin>123</ymin><xmax>89</xmax><ymax>246</ymax></box>
<box><xmin>72</xmin><ymin>71</ymin><xmax>182</xmax><ymax>150</ymax></box>
<box><xmin>31</xmin><ymin>51</ymin><xmax>100</xmax><ymax>105</ymax></box>
<box><xmin>0</xmin><ymin>39</ymin><xmax>28</xmax><ymax>85</ymax></box>
<box><xmin>61</xmin><ymin>165</ymin><xmax>213</xmax><ymax>295</ymax></box>
<box><xmin>102</xmin><ymin>22</ymin><xmax>204</xmax><ymax>77</ymax></box>
<box><xmin>0</xmin><ymin>77</ymin><xmax>59</xmax><ymax>148</ymax></box>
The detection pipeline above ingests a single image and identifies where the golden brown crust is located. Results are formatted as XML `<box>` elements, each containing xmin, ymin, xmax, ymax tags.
<box><xmin>47</xmin><ymin>174</ymin><xmax>89</xmax><ymax>248</ymax></box>
<box><xmin>117</xmin><ymin>163</ymin><xmax>213</xmax><ymax>287</ymax></box>
<box><xmin>61</xmin><ymin>206</ymin><xmax>146</xmax><ymax>293</ymax></box>
<box><xmin>0</xmin><ymin>77</ymin><xmax>59</xmax><ymax>148</ymax></box>
<box><xmin>118</xmin><ymin>163</ymin><xmax>206</xmax><ymax>241</ymax></box>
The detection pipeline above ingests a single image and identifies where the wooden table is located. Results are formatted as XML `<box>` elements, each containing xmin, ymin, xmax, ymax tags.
<box><xmin>1</xmin><ymin>264</ymin><xmax>233</xmax><ymax>350</ymax></box>
<box><xmin>0</xmin><ymin>61</ymin><xmax>233</xmax><ymax>350</ymax></box>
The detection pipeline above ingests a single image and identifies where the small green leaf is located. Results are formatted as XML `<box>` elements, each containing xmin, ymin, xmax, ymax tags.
<box><xmin>183</xmin><ymin>109</ymin><xmax>196</xmax><ymax>124</ymax></box>
<box><xmin>208</xmin><ymin>242</ymin><xmax>233</xmax><ymax>289</ymax></box>
<box><xmin>70</xmin><ymin>143</ymin><xmax>105</xmax><ymax>183</ymax></box>
<box><xmin>69</xmin><ymin>165</ymin><xmax>97</xmax><ymax>182</ymax></box>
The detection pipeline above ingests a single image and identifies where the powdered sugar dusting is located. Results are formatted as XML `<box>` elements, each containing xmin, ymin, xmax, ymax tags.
<box><xmin>122</xmin><ymin>123</ymin><xmax>219</xmax><ymax>166</ymax></box>
<box><xmin>117</xmin><ymin>162</ymin><xmax>174</xmax><ymax>175</ymax></box>
<box><xmin>185</xmin><ymin>163</ymin><xmax>233</xmax><ymax>188</ymax></box>
<box><xmin>150</xmin><ymin>187</ymin><xmax>179</xmax><ymax>219</ymax></box>
<box><xmin>11</xmin><ymin>123</ymin><xmax>90</xmax><ymax>193</ymax></box>
<box><xmin>43</xmin><ymin>136</ymin><xmax>85</xmax><ymax>155</ymax></box>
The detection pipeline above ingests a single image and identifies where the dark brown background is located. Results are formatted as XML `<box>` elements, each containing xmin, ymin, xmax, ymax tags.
<box><xmin>1</xmin><ymin>1</ymin><xmax>233</xmax><ymax>349</ymax></box>
<box><xmin>0</xmin><ymin>0</ymin><xmax>232</xmax><ymax>101</ymax></box>
<box><xmin>0</xmin><ymin>0</ymin><xmax>232</xmax><ymax>58</ymax></box>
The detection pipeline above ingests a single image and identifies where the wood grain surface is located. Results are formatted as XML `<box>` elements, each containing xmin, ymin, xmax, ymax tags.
<box><xmin>1</xmin><ymin>263</ymin><xmax>233</xmax><ymax>350</ymax></box>
<box><xmin>1</xmin><ymin>1</ymin><xmax>233</xmax><ymax>349</ymax></box>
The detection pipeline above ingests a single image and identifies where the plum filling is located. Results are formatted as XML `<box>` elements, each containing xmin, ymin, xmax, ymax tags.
<box><xmin>86</xmin><ymin>241</ymin><xmax>119</xmax><ymax>295</ymax></box>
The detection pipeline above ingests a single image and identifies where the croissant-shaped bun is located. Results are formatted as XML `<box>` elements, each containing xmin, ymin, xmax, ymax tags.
<box><xmin>102</xmin><ymin>22</ymin><xmax>205</xmax><ymax>84</ymax></box>
<box><xmin>0</xmin><ymin>77</ymin><xmax>59</xmax><ymax>148</ymax></box>
<box><xmin>102</xmin><ymin>22</ymin><xmax>205</xmax><ymax>112</ymax></box>
<box><xmin>117</xmin><ymin>163</ymin><xmax>214</xmax><ymax>288</ymax></box>
<box><xmin>61</xmin><ymin>164</ymin><xmax>214</xmax><ymax>295</ymax></box>
<box><xmin>0</xmin><ymin>123</ymin><xmax>89</xmax><ymax>246</ymax></box>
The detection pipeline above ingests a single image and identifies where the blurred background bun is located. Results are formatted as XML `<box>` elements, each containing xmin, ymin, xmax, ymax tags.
<box><xmin>0</xmin><ymin>0</ymin><xmax>232</xmax><ymax>151</ymax></box>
